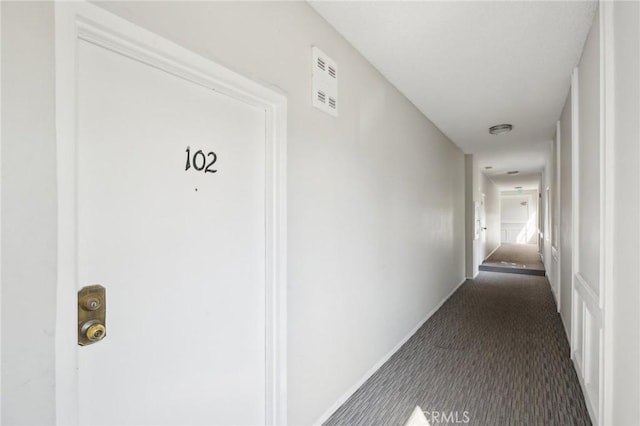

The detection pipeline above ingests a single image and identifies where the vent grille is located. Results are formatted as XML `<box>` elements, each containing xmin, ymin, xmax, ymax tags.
<box><xmin>312</xmin><ymin>46</ymin><xmax>338</xmax><ymax>117</ymax></box>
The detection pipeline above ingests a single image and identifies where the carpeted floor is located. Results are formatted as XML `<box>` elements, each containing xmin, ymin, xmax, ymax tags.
<box><xmin>323</xmin><ymin>272</ymin><xmax>591</xmax><ymax>426</ymax></box>
<box><xmin>485</xmin><ymin>244</ymin><xmax>544</xmax><ymax>269</ymax></box>
<box><xmin>481</xmin><ymin>244</ymin><xmax>545</xmax><ymax>276</ymax></box>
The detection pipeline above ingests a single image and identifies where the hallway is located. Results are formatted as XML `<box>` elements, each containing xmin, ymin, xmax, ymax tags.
<box><xmin>324</xmin><ymin>272</ymin><xmax>590</xmax><ymax>426</ymax></box>
<box><xmin>2</xmin><ymin>2</ymin><xmax>639</xmax><ymax>424</ymax></box>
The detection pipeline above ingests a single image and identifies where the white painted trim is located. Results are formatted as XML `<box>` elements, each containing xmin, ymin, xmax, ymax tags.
<box><xmin>572</xmin><ymin>298</ymin><xmax>584</xmax><ymax>374</ymax></box>
<box><xmin>574</xmin><ymin>273</ymin><xmax>602</xmax><ymax>324</ymax></box>
<box><xmin>599</xmin><ymin>2</ymin><xmax>615</xmax><ymax>424</ymax></box>
<box><xmin>573</xmin><ymin>354</ymin><xmax>599</xmax><ymax>425</ymax></box>
<box><xmin>0</xmin><ymin>2</ymin><xmax>3</xmax><ymax>420</ymax></box>
<box><xmin>570</xmin><ymin>67</ymin><xmax>580</xmax><ymax>359</ymax></box>
<box><xmin>550</xmin><ymin>246</ymin><xmax>560</xmax><ymax>312</ymax></box>
<box><xmin>54</xmin><ymin>3</ymin><xmax>287</xmax><ymax>425</ymax></box>
<box><xmin>313</xmin><ymin>278</ymin><xmax>468</xmax><ymax>426</ymax></box>
<box><xmin>554</xmin><ymin>120</ymin><xmax>562</xmax><ymax>313</ymax></box>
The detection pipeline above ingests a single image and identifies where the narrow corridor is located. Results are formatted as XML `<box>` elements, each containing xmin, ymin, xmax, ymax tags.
<box><xmin>324</xmin><ymin>272</ymin><xmax>590</xmax><ymax>426</ymax></box>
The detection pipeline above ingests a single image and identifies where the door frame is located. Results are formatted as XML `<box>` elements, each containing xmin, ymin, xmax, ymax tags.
<box><xmin>54</xmin><ymin>3</ymin><xmax>287</xmax><ymax>425</ymax></box>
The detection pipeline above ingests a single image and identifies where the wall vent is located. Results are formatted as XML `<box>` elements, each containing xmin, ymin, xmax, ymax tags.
<box><xmin>312</xmin><ymin>46</ymin><xmax>338</xmax><ymax>117</ymax></box>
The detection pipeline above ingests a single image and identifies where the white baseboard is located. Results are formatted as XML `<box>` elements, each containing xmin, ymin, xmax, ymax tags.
<box><xmin>484</xmin><ymin>245</ymin><xmax>500</xmax><ymax>261</ymax></box>
<box><xmin>313</xmin><ymin>277</ymin><xmax>468</xmax><ymax>426</ymax></box>
<box><xmin>560</xmin><ymin>310</ymin><xmax>571</xmax><ymax>344</ymax></box>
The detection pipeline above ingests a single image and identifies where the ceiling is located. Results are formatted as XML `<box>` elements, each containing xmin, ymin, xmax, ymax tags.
<box><xmin>309</xmin><ymin>1</ymin><xmax>597</xmax><ymax>190</ymax></box>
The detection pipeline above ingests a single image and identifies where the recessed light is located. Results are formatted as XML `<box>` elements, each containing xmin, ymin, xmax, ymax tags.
<box><xmin>515</xmin><ymin>186</ymin><xmax>523</xmax><ymax>189</ymax></box>
<box><xmin>489</xmin><ymin>124</ymin><xmax>513</xmax><ymax>135</ymax></box>
<box><xmin>507</xmin><ymin>170</ymin><xmax>519</xmax><ymax>175</ymax></box>
<box><xmin>484</xmin><ymin>166</ymin><xmax>493</xmax><ymax>170</ymax></box>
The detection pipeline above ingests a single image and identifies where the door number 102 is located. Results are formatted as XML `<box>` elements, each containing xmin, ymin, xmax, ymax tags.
<box><xmin>185</xmin><ymin>146</ymin><xmax>217</xmax><ymax>174</ymax></box>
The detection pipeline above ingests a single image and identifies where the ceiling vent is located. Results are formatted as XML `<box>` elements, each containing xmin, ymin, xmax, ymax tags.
<box><xmin>507</xmin><ymin>170</ymin><xmax>519</xmax><ymax>175</ymax></box>
<box><xmin>312</xmin><ymin>46</ymin><xmax>338</xmax><ymax>117</ymax></box>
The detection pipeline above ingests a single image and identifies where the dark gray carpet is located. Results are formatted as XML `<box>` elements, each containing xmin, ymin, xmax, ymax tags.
<box><xmin>323</xmin><ymin>272</ymin><xmax>591</xmax><ymax>426</ymax></box>
<box><xmin>480</xmin><ymin>244</ymin><xmax>545</xmax><ymax>276</ymax></box>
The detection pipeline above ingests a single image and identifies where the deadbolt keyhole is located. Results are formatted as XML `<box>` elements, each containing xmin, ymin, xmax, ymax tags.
<box><xmin>84</xmin><ymin>297</ymin><xmax>101</xmax><ymax>311</ymax></box>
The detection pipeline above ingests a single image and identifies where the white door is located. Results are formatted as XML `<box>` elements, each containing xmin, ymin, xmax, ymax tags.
<box><xmin>74</xmin><ymin>34</ymin><xmax>267</xmax><ymax>425</ymax></box>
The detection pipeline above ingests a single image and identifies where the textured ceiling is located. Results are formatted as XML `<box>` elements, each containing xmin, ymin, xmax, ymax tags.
<box><xmin>309</xmin><ymin>1</ymin><xmax>597</xmax><ymax>189</ymax></box>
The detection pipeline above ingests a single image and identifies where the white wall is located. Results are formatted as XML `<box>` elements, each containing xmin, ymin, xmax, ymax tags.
<box><xmin>608</xmin><ymin>1</ymin><xmax>640</xmax><ymax>423</ymax></box>
<box><xmin>464</xmin><ymin>155</ymin><xmax>475</xmax><ymax>278</ymax></box>
<box><xmin>559</xmin><ymin>89</ymin><xmax>572</xmax><ymax>339</ymax></box>
<box><xmin>1</xmin><ymin>3</ymin><xmax>57</xmax><ymax>425</ymax></box>
<box><xmin>500</xmin><ymin>189</ymin><xmax>538</xmax><ymax>245</ymax></box>
<box><xmin>464</xmin><ymin>155</ymin><xmax>476</xmax><ymax>278</ymax></box>
<box><xmin>577</xmin><ymin>9</ymin><xmax>601</xmax><ymax>298</ymax></box>
<box><xmin>1</xmin><ymin>2</ymin><xmax>466</xmax><ymax>424</ymax></box>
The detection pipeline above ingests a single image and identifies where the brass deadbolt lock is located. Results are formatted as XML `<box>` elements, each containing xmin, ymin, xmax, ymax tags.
<box><xmin>78</xmin><ymin>285</ymin><xmax>106</xmax><ymax>346</ymax></box>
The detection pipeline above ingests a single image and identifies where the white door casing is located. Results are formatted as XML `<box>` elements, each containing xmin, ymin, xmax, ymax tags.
<box><xmin>55</xmin><ymin>3</ymin><xmax>287</xmax><ymax>425</ymax></box>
